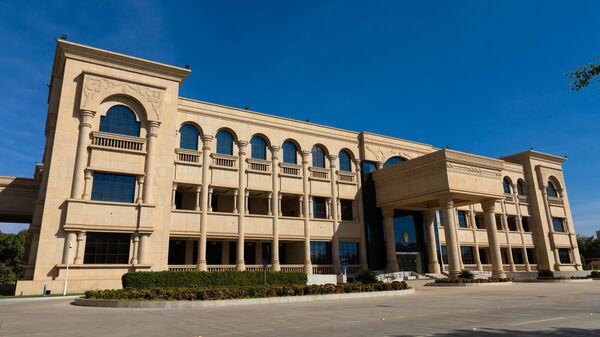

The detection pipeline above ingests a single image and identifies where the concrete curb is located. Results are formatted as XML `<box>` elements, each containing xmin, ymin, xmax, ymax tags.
<box><xmin>73</xmin><ymin>288</ymin><xmax>415</xmax><ymax>308</ymax></box>
<box><xmin>0</xmin><ymin>295</ymin><xmax>81</xmax><ymax>302</ymax></box>
<box><xmin>428</xmin><ymin>281</ymin><xmax>513</xmax><ymax>287</ymax></box>
<box><xmin>532</xmin><ymin>279</ymin><xmax>593</xmax><ymax>283</ymax></box>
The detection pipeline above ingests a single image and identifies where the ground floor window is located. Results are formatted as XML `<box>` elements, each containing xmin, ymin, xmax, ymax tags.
<box><xmin>84</xmin><ymin>232</ymin><xmax>130</xmax><ymax>264</ymax></box>
<box><xmin>500</xmin><ymin>248</ymin><xmax>510</xmax><ymax>264</ymax></box>
<box><xmin>310</xmin><ymin>241</ymin><xmax>332</xmax><ymax>264</ymax></box>
<box><xmin>558</xmin><ymin>248</ymin><xmax>572</xmax><ymax>264</ymax></box>
<box><xmin>511</xmin><ymin>248</ymin><xmax>524</xmax><ymax>264</ymax></box>
<box><xmin>478</xmin><ymin>247</ymin><xmax>489</xmax><ymax>264</ymax></box>
<box><xmin>339</xmin><ymin>241</ymin><xmax>359</xmax><ymax>264</ymax></box>
<box><xmin>526</xmin><ymin>248</ymin><xmax>536</xmax><ymax>264</ymax></box>
<box><xmin>440</xmin><ymin>245</ymin><xmax>448</xmax><ymax>264</ymax></box>
<box><xmin>460</xmin><ymin>246</ymin><xmax>475</xmax><ymax>264</ymax></box>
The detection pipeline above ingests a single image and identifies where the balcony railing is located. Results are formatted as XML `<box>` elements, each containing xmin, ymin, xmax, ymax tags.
<box><xmin>337</xmin><ymin>171</ymin><xmax>356</xmax><ymax>184</ymax></box>
<box><xmin>211</xmin><ymin>153</ymin><xmax>238</xmax><ymax>169</ymax></box>
<box><xmin>247</xmin><ymin>158</ymin><xmax>271</xmax><ymax>173</ymax></box>
<box><xmin>280</xmin><ymin>264</ymin><xmax>305</xmax><ymax>272</ymax></box>
<box><xmin>168</xmin><ymin>265</ymin><xmax>197</xmax><ymax>272</ymax></box>
<box><xmin>312</xmin><ymin>264</ymin><xmax>334</xmax><ymax>274</ymax></box>
<box><xmin>279</xmin><ymin>163</ymin><xmax>302</xmax><ymax>177</ymax></box>
<box><xmin>207</xmin><ymin>265</ymin><xmax>237</xmax><ymax>272</ymax></box>
<box><xmin>90</xmin><ymin>131</ymin><xmax>146</xmax><ymax>152</ymax></box>
<box><xmin>175</xmin><ymin>148</ymin><xmax>202</xmax><ymax>164</ymax></box>
<box><xmin>548</xmin><ymin>196</ymin><xmax>564</xmax><ymax>206</ymax></box>
<box><xmin>309</xmin><ymin>167</ymin><xmax>330</xmax><ymax>181</ymax></box>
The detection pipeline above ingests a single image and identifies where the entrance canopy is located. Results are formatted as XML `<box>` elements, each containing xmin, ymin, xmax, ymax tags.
<box><xmin>372</xmin><ymin>149</ymin><xmax>505</xmax><ymax>210</ymax></box>
<box><xmin>0</xmin><ymin>176</ymin><xmax>38</xmax><ymax>223</ymax></box>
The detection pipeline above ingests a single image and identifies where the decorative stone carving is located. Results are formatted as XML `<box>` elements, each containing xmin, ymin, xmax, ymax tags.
<box><xmin>365</xmin><ymin>145</ymin><xmax>412</xmax><ymax>162</ymax></box>
<box><xmin>81</xmin><ymin>74</ymin><xmax>164</xmax><ymax>121</ymax></box>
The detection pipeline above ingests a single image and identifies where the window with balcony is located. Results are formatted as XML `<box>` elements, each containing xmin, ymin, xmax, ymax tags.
<box><xmin>83</xmin><ymin>232</ymin><xmax>130</xmax><ymax>264</ymax></box>
<box><xmin>339</xmin><ymin>241</ymin><xmax>359</xmax><ymax>264</ymax></box>
<box><xmin>552</xmin><ymin>217</ymin><xmax>566</xmax><ymax>232</ymax></box>
<box><xmin>250</xmin><ymin>135</ymin><xmax>267</xmax><ymax>160</ymax></box>
<box><xmin>383</xmin><ymin>156</ymin><xmax>405</xmax><ymax>168</ymax></box>
<box><xmin>310</xmin><ymin>241</ymin><xmax>332</xmax><ymax>264</ymax></box>
<box><xmin>457</xmin><ymin>210</ymin><xmax>468</xmax><ymax>228</ymax></box>
<box><xmin>312</xmin><ymin>197</ymin><xmax>327</xmax><ymax>219</ymax></box>
<box><xmin>521</xmin><ymin>216</ymin><xmax>531</xmax><ymax>232</ymax></box>
<box><xmin>216</xmin><ymin>130</ymin><xmax>234</xmax><ymax>155</ymax></box>
<box><xmin>211</xmin><ymin>188</ymin><xmax>236</xmax><ymax>213</ymax></box>
<box><xmin>507</xmin><ymin>216</ymin><xmax>519</xmax><ymax>231</ymax></box>
<box><xmin>247</xmin><ymin>191</ymin><xmax>269</xmax><ymax>215</ymax></box>
<box><xmin>517</xmin><ymin>179</ymin><xmax>526</xmax><ymax>196</ymax></box>
<box><xmin>558</xmin><ymin>248</ymin><xmax>572</xmax><ymax>264</ymax></box>
<box><xmin>339</xmin><ymin>150</ymin><xmax>352</xmax><ymax>172</ymax></box>
<box><xmin>282</xmin><ymin>140</ymin><xmax>298</xmax><ymax>164</ymax></box>
<box><xmin>91</xmin><ymin>172</ymin><xmax>136</xmax><ymax>203</ymax></box>
<box><xmin>280</xmin><ymin>194</ymin><xmax>301</xmax><ymax>217</ymax></box>
<box><xmin>546</xmin><ymin>181</ymin><xmax>559</xmax><ymax>198</ymax></box>
<box><xmin>174</xmin><ymin>184</ymin><xmax>197</xmax><ymax>210</ymax></box>
<box><xmin>311</xmin><ymin>145</ymin><xmax>326</xmax><ymax>168</ymax></box>
<box><xmin>99</xmin><ymin>105</ymin><xmax>140</xmax><ymax>137</ymax></box>
<box><xmin>340</xmin><ymin>199</ymin><xmax>353</xmax><ymax>221</ymax></box>
<box><xmin>179</xmin><ymin>124</ymin><xmax>200</xmax><ymax>150</ymax></box>
<box><xmin>503</xmin><ymin>177</ymin><xmax>512</xmax><ymax>194</ymax></box>
<box><xmin>460</xmin><ymin>246</ymin><xmax>475</xmax><ymax>264</ymax></box>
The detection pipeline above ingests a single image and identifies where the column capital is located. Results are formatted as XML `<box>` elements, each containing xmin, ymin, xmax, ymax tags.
<box><xmin>481</xmin><ymin>199</ymin><xmax>496</xmax><ymax>212</ymax></box>
<box><xmin>270</xmin><ymin>145</ymin><xmax>280</xmax><ymax>159</ymax></box>
<box><xmin>237</xmin><ymin>140</ymin><xmax>249</xmax><ymax>149</ymax></box>
<box><xmin>79</xmin><ymin>109</ymin><xmax>97</xmax><ymax>125</ymax></box>
<box><xmin>376</xmin><ymin>161</ymin><xmax>384</xmax><ymax>169</ymax></box>
<box><xmin>77</xmin><ymin>231</ymin><xmax>86</xmax><ymax>239</ymax></box>
<box><xmin>381</xmin><ymin>207</ymin><xmax>395</xmax><ymax>218</ymax></box>
<box><xmin>439</xmin><ymin>196</ymin><xmax>454</xmax><ymax>209</ymax></box>
<box><xmin>301</xmin><ymin>150</ymin><xmax>311</xmax><ymax>164</ymax></box>
<box><xmin>422</xmin><ymin>210</ymin><xmax>436</xmax><ymax>222</ymax></box>
<box><xmin>147</xmin><ymin>120</ymin><xmax>161</xmax><ymax>137</ymax></box>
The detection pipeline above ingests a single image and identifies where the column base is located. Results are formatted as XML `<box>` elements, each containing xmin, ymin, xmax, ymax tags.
<box><xmin>304</xmin><ymin>262</ymin><xmax>313</xmax><ymax>275</ymax></box>
<box><xmin>428</xmin><ymin>262</ymin><xmax>441</xmax><ymax>274</ymax></box>
<box><xmin>236</xmin><ymin>262</ymin><xmax>246</xmax><ymax>271</ymax></box>
<box><xmin>492</xmin><ymin>270</ymin><xmax>506</xmax><ymax>279</ymax></box>
<box><xmin>130</xmin><ymin>258</ymin><xmax>138</xmax><ymax>265</ymax></box>
<box><xmin>196</xmin><ymin>261</ymin><xmax>207</xmax><ymax>272</ymax></box>
<box><xmin>272</xmin><ymin>261</ymin><xmax>281</xmax><ymax>272</ymax></box>
<box><xmin>448</xmin><ymin>269</ymin><xmax>461</xmax><ymax>278</ymax></box>
<box><xmin>386</xmin><ymin>263</ymin><xmax>399</xmax><ymax>273</ymax></box>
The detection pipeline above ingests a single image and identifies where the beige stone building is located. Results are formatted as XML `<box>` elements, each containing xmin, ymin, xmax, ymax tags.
<box><xmin>0</xmin><ymin>39</ymin><xmax>583</xmax><ymax>295</ymax></box>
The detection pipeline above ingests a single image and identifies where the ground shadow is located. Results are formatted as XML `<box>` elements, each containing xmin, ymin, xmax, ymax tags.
<box><xmin>394</xmin><ymin>327</ymin><xmax>600</xmax><ymax>336</ymax></box>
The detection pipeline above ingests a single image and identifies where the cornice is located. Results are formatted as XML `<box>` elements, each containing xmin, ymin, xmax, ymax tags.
<box><xmin>503</xmin><ymin>150</ymin><xmax>567</xmax><ymax>165</ymax></box>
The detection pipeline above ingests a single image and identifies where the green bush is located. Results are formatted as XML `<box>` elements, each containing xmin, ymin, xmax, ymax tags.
<box><xmin>591</xmin><ymin>270</ymin><xmax>600</xmax><ymax>278</ymax></box>
<box><xmin>434</xmin><ymin>277</ymin><xmax>511</xmax><ymax>284</ymax></box>
<box><xmin>122</xmin><ymin>271</ymin><xmax>307</xmax><ymax>289</ymax></box>
<box><xmin>354</xmin><ymin>269</ymin><xmax>377</xmax><ymax>284</ymax></box>
<box><xmin>537</xmin><ymin>269</ymin><xmax>554</xmax><ymax>278</ymax></box>
<box><xmin>85</xmin><ymin>281</ymin><xmax>410</xmax><ymax>301</ymax></box>
<box><xmin>458</xmin><ymin>270</ymin><xmax>474</xmax><ymax>279</ymax></box>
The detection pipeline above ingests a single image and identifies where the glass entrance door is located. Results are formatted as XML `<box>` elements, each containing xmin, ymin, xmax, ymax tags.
<box><xmin>396</xmin><ymin>252</ymin><xmax>422</xmax><ymax>274</ymax></box>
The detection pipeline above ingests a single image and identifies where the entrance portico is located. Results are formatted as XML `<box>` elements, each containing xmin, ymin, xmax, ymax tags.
<box><xmin>373</xmin><ymin>149</ymin><xmax>508</xmax><ymax>278</ymax></box>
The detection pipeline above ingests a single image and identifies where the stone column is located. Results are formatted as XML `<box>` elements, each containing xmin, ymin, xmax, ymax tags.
<box><xmin>142</xmin><ymin>121</ymin><xmax>160</xmax><ymax>204</ymax></box>
<box><xmin>236</xmin><ymin>140</ymin><xmax>248</xmax><ymax>271</ymax></box>
<box><xmin>195</xmin><ymin>186</ymin><xmax>201</xmax><ymax>211</ymax></box>
<box><xmin>138</xmin><ymin>234</ymin><xmax>149</xmax><ymax>265</ymax></box>
<box><xmin>71</xmin><ymin>109</ymin><xmax>96</xmax><ymax>199</ymax></box>
<box><xmin>73</xmin><ymin>231</ymin><xmax>86</xmax><ymax>264</ymax></box>
<box><xmin>329</xmin><ymin>155</ymin><xmax>340</xmax><ymax>273</ymax></box>
<box><xmin>301</xmin><ymin>150</ymin><xmax>312</xmax><ymax>274</ymax></box>
<box><xmin>208</xmin><ymin>187</ymin><xmax>213</xmax><ymax>212</ymax></box>
<box><xmin>481</xmin><ymin>200</ymin><xmax>506</xmax><ymax>278</ymax></box>
<box><xmin>82</xmin><ymin>170</ymin><xmax>93</xmax><ymax>200</ymax></box>
<box><xmin>469</xmin><ymin>208</ymin><xmax>483</xmax><ymax>271</ymax></box>
<box><xmin>440</xmin><ymin>197</ymin><xmax>461</xmax><ymax>277</ymax></box>
<box><xmin>267</xmin><ymin>192</ymin><xmax>273</xmax><ymax>216</ymax></box>
<box><xmin>298</xmin><ymin>196</ymin><xmax>304</xmax><ymax>217</ymax></box>
<box><xmin>233</xmin><ymin>190</ymin><xmax>239</xmax><ymax>213</ymax></box>
<box><xmin>354</xmin><ymin>159</ymin><xmax>368</xmax><ymax>269</ymax></box>
<box><xmin>271</xmin><ymin>146</ymin><xmax>281</xmax><ymax>271</ymax></box>
<box><xmin>382</xmin><ymin>207</ymin><xmax>399</xmax><ymax>272</ymax></box>
<box><xmin>130</xmin><ymin>234</ymin><xmax>139</xmax><ymax>264</ymax></box>
<box><xmin>171</xmin><ymin>183</ymin><xmax>178</xmax><ymax>209</ymax></box>
<box><xmin>136</xmin><ymin>176</ymin><xmax>144</xmax><ymax>203</ymax></box>
<box><xmin>197</xmin><ymin>135</ymin><xmax>213</xmax><ymax>271</ymax></box>
<box><xmin>62</xmin><ymin>232</ymin><xmax>77</xmax><ymax>264</ymax></box>
<box><xmin>423</xmin><ymin>210</ymin><xmax>441</xmax><ymax>274</ymax></box>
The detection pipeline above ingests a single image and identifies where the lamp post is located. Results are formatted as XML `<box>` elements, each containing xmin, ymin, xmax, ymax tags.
<box><xmin>63</xmin><ymin>242</ymin><xmax>73</xmax><ymax>296</ymax></box>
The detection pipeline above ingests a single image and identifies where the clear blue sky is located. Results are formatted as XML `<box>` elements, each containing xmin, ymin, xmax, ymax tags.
<box><xmin>0</xmin><ymin>1</ymin><xmax>598</xmax><ymax>235</ymax></box>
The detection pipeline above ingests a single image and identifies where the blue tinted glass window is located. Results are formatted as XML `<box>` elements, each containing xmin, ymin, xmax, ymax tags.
<box><xmin>179</xmin><ymin>124</ymin><xmax>199</xmax><ymax>150</ymax></box>
<box><xmin>384</xmin><ymin>156</ymin><xmax>405</xmax><ymax>167</ymax></box>
<box><xmin>503</xmin><ymin>178</ymin><xmax>512</xmax><ymax>194</ymax></box>
<box><xmin>310</xmin><ymin>241</ymin><xmax>332</xmax><ymax>264</ymax></box>
<box><xmin>312</xmin><ymin>146</ymin><xmax>326</xmax><ymax>168</ymax></box>
<box><xmin>339</xmin><ymin>150</ymin><xmax>352</xmax><ymax>172</ymax></box>
<box><xmin>250</xmin><ymin>136</ymin><xmax>267</xmax><ymax>160</ymax></box>
<box><xmin>552</xmin><ymin>217</ymin><xmax>565</xmax><ymax>232</ymax></box>
<box><xmin>546</xmin><ymin>181</ymin><xmax>558</xmax><ymax>197</ymax></box>
<box><xmin>339</xmin><ymin>242</ymin><xmax>359</xmax><ymax>265</ymax></box>
<box><xmin>460</xmin><ymin>246</ymin><xmax>475</xmax><ymax>264</ymax></box>
<box><xmin>517</xmin><ymin>180</ymin><xmax>526</xmax><ymax>196</ymax></box>
<box><xmin>99</xmin><ymin>105</ymin><xmax>140</xmax><ymax>137</ymax></box>
<box><xmin>457</xmin><ymin>211</ymin><xmax>468</xmax><ymax>228</ymax></box>
<box><xmin>91</xmin><ymin>172</ymin><xmax>136</xmax><ymax>203</ymax></box>
<box><xmin>312</xmin><ymin>197</ymin><xmax>327</xmax><ymax>219</ymax></box>
<box><xmin>282</xmin><ymin>141</ymin><xmax>297</xmax><ymax>164</ymax></box>
<box><xmin>216</xmin><ymin>130</ymin><xmax>234</xmax><ymax>155</ymax></box>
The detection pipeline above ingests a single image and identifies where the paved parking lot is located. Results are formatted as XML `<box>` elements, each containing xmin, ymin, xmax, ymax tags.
<box><xmin>0</xmin><ymin>281</ymin><xmax>599</xmax><ymax>337</ymax></box>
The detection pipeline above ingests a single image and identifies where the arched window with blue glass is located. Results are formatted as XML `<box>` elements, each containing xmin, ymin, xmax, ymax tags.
<box><xmin>338</xmin><ymin>150</ymin><xmax>352</xmax><ymax>172</ymax></box>
<box><xmin>546</xmin><ymin>180</ymin><xmax>559</xmax><ymax>198</ymax></box>
<box><xmin>215</xmin><ymin>129</ymin><xmax>235</xmax><ymax>155</ymax></box>
<box><xmin>179</xmin><ymin>124</ymin><xmax>200</xmax><ymax>150</ymax></box>
<box><xmin>100</xmin><ymin>105</ymin><xmax>140</xmax><ymax>137</ymax></box>
<box><xmin>312</xmin><ymin>145</ymin><xmax>326</xmax><ymax>168</ymax></box>
<box><xmin>383</xmin><ymin>156</ymin><xmax>406</xmax><ymax>168</ymax></box>
<box><xmin>503</xmin><ymin>177</ymin><xmax>512</xmax><ymax>194</ymax></box>
<box><xmin>250</xmin><ymin>135</ymin><xmax>268</xmax><ymax>160</ymax></box>
<box><xmin>517</xmin><ymin>179</ymin><xmax>526</xmax><ymax>196</ymax></box>
<box><xmin>282</xmin><ymin>140</ymin><xmax>298</xmax><ymax>164</ymax></box>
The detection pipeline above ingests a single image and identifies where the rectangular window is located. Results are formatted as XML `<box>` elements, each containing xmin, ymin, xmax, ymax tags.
<box><xmin>91</xmin><ymin>172</ymin><xmax>136</xmax><ymax>203</ymax></box>
<box><xmin>495</xmin><ymin>215</ymin><xmax>504</xmax><ymax>231</ymax></box>
<box><xmin>261</xmin><ymin>243</ymin><xmax>272</xmax><ymax>264</ymax></box>
<box><xmin>310</xmin><ymin>241</ymin><xmax>332</xmax><ymax>264</ymax></box>
<box><xmin>457</xmin><ymin>211</ymin><xmax>468</xmax><ymax>228</ymax></box>
<box><xmin>474</xmin><ymin>214</ymin><xmax>485</xmax><ymax>229</ymax></box>
<box><xmin>479</xmin><ymin>247</ymin><xmax>489</xmax><ymax>264</ymax></box>
<box><xmin>507</xmin><ymin>216</ymin><xmax>519</xmax><ymax>231</ymax></box>
<box><xmin>438</xmin><ymin>211</ymin><xmax>444</xmax><ymax>227</ymax></box>
<box><xmin>511</xmin><ymin>248</ymin><xmax>524</xmax><ymax>264</ymax></box>
<box><xmin>558</xmin><ymin>248</ymin><xmax>572</xmax><ymax>264</ymax></box>
<box><xmin>440</xmin><ymin>245</ymin><xmax>448</xmax><ymax>264</ymax></box>
<box><xmin>526</xmin><ymin>248</ymin><xmax>536</xmax><ymax>264</ymax></box>
<box><xmin>521</xmin><ymin>217</ymin><xmax>531</xmax><ymax>232</ymax></box>
<box><xmin>84</xmin><ymin>232</ymin><xmax>131</xmax><ymax>264</ymax></box>
<box><xmin>500</xmin><ymin>248</ymin><xmax>510</xmax><ymax>264</ymax></box>
<box><xmin>339</xmin><ymin>242</ymin><xmax>359</xmax><ymax>265</ymax></box>
<box><xmin>340</xmin><ymin>200</ymin><xmax>353</xmax><ymax>221</ymax></box>
<box><xmin>552</xmin><ymin>217</ymin><xmax>565</xmax><ymax>232</ymax></box>
<box><xmin>460</xmin><ymin>246</ymin><xmax>475</xmax><ymax>264</ymax></box>
<box><xmin>312</xmin><ymin>197</ymin><xmax>327</xmax><ymax>219</ymax></box>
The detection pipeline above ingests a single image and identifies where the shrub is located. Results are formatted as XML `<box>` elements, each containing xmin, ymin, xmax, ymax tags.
<box><xmin>121</xmin><ymin>271</ymin><xmax>307</xmax><ymax>289</ymax></box>
<box><xmin>434</xmin><ymin>277</ymin><xmax>510</xmax><ymax>284</ymax></box>
<box><xmin>537</xmin><ymin>269</ymin><xmax>554</xmax><ymax>278</ymax></box>
<box><xmin>591</xmin><ymin>270</ymin><xmax>600</xmax><ymax>278</ymax></box>
<box><xmin>458</xmin><ymin>270</ymin><xmax>474</xmax><ymax>279</ymax></box>
<box><xmin>354</xmin><ymin>269</ymin><xmax>377</xmax><ymax>284</ymax></box>
<box><xmin>85</xmin><ymin>281</ymin><xmax>410</xmax><ymax>301</ymax></box>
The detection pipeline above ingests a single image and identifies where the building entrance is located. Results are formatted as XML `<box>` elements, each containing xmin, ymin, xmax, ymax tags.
<box><xmin>397</xmin><ymin>252</ymin><xmax>423</xmax><ymax>274</ymax></box>
<box><xmin>393</xmin><ymin>211</ymin><xmax>427</xmax><ymax>274</ymax></box>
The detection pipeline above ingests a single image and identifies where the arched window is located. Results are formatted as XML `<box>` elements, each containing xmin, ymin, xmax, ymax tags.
<box><xmin>312</xmin><ymin>145</ymin><xmax>326</xmax><ymax>168</ymax></box>
<box><xmin>250</xmin><ymin>135</ymin><xmax>267</xmax><ymax>160</ymax></box>
<box><xmin>339</xmin><ymin>150</ymin><xmax>352</xmax><ymax>172</ymax></box>
<box><xmin>546</xmin><ymin>181</ymin><xmax>559</xmax><ymax>198</ymax></box>
<box><xmin>99</xmin><ymin>105</ymin><xmax>140</xmax><ymax>137</ymax></box>
<box><xmin>216</xmin><ymin>130</ymin><xmax>234</xmax><ymax>155</ymax></box>
<box><xmin>503</xmin><ymin>177</ymin><xmax>512</xmax><ymax>194</ymax></box>
<box><xmin>282</xmin><ymin>141</ymin><xmax>298</xmax><ymax>164</ymax></box>
<box><xmin>384</xmin><ymin>156</ymin><xmax>405</xmax><ymax>168</ymax></box>
<box><xmin>517</xmin><ymin>179</ymin><xmax>526</xmax><ymax>196</ymax></box>
<box><xmin>179</xmin><ymin>124</ymin><xmax>200</xmax><ymax>150</ymax></box>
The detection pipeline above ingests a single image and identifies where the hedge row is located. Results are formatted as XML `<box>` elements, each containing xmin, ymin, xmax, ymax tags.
<box><xmin>592</xmin><ymin>270</ymin><xmax>600</xmax><ymax>278</ymax></box>
<box><xmin>434</xmin><ymin>277</ymin><xmax>512</xmax><ymax>283</ymax></box>
<box><xmin>122</xmin><ymin>271</ymin><xmax>307</xmax><ymax>289</ymax></box>
<box><xmin>86</xmin><ymin>281</ymin><xmax>409</xmax><ymax>301</ymax></box>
